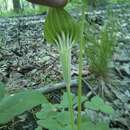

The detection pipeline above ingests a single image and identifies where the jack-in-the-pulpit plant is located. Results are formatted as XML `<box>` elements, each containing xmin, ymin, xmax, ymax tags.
<box><xmin>44</xmin><ymin>7</ymin><xmax>79</xmax><ymax>130</ymax></box>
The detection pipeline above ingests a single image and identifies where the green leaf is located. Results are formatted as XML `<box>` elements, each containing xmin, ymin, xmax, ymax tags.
<box><xmin>0</xmin><ymin>90</ymin><xmax>48</xmax><ymax>124</ymax></box>
<box><xmin>81</xmin><ymin>121</ymin><xmax>96</xmax><ymax>130</ymax></box>
<box><xmin>61</xmin><ymin>126</ymin><xmax>72</xmax><ymax>130</ymax></box>
<box><xmin>0</xmin><ymin>82</ymin><xmax>6</xmax><ymax>101</ymax></box>
<box><xmin>56</xmin><ymin>111</ymin><xmax>70</xmax><ymax>125</ymax></box>
<box><xmin>37</xmin><ymin>110</ymin><xmax>70</xmax><ymax>130</ymax></box>
<box><xmin>38</xmin><ymin>119</ymin><xmax>60</xmax><ymax>130</ymax></box>
<box><xmin>37</xmin><ymin>112</ymin><xmax>69</xmax><ymax>130</ymax></box>
<box><xmin>100</xmin><ymin>104</ymin><xmax>114</xmax><ymax>114</ymax></box>
<box><xmin>81</xmin><ymin>120</ymin><xmax>109</xmax><ymax>130</ymax></box>
<box><xmin>96</xmin><ymin>122</ymin><xmax>109</xmax><ymax>130</ymax></box>
<box><xmin>85</xmin><ymin>96</ymin><xmax>114</xmax><ymax>114</ymax></box>
<box><xmin>36</xmin><ymin>110</ymin><xmax>58</xmax><ymax>120</ymax></box>
<box><xmin>44</xmin><ymin>8</ymin><xmax>79</xmax><ymax>44</ymax></box>
<box><xmin>60</xmin><ymin>92</ymin><xmax>75</xmax><ymax>108</ymax></box>
<box><xmin>35</xmin><ymin>126</ymin><xmax>42</xmax><ymax>130</ymax></box>
<box><xmin>41</xmin><ymin>102</ymin><xmax>55</xmax><ymax>111</ymax></box>
<box><xmin>85</xmin><ymin>96</ymin><xmax>104</xmax><ymax>111</ymax></box>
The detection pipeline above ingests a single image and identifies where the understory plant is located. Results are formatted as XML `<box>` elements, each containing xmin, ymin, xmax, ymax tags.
<box><xmin>84</xmin><ymin>13</ymin><xmax>118</xmax><ymax>97</ymax></box>
<box><xmin>44</xmin><ymin>7</ymin><xmax>79</xmax><ymax>130</ymax></box>
<box><xmin>36</xmin><ymin>1</ymin><xmax>114</xmax><ymax>130</ymax></box>
<box><xmin>85</xmin><ymin>20</ymin><xmax>117</xmax><ymax>79</ymax></box>
<box><xmin>0</xmin><ymin>1</ymin><xmax>117</xmax><ymax>130</ymax></box>
<box><xmin>36</xmin><ymin>92</ymin><xmax>114</xmax><ymax>130</ymax></box>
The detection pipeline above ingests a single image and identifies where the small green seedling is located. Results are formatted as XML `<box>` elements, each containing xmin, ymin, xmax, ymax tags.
<box><xmin>85</xmin><ymin>21</ymin><xmax>116</xmax><ymax>79</ymax></box>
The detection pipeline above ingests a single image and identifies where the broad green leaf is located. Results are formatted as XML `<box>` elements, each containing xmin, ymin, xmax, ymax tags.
<box><xmin>37</xmin><ymin>110</ymin><xmax>70</xmax><ymax>130</ymax></box>
<box><xmin>36</xmin><ymin>110</ymin><xmax>58</xmax><ymax>120</ymax></box>
<box><xmin>38</xmin><ymin>118</ymin><xmax>61</xmax><ymax>130</ymax></box>
<box><xmin>0</xmin><ymin>82</ymin><xmax>6</xmax><ymax>101</ymax></box>
<box><xmin>44</xmin><ymin>8</ymin><xmax>79</xmax><ymax>44</ymax></box>
<box><xmin>0</xmin><ymin>90</ymin><xmax>48</xmax><ymax>124</ymax></box>
<box><xmin>56</xmin><ymin>111</ymin><xmax>70</xmax><ymax>125</ymax></box>
<box><xmin>37</xmin><ymin>114</ymin><xmax>69</xmax><ymax>130</ymax></box>
<box><xmin>37</xmin><ymin>103</ymin><xmax>66</xmax><ymax>120</ymax></box>
<box><xmin>100</xmin><ymin>104</ymin><xmax>114</xmax><ymax>114</ymax></box>
<box><xmin>41</xmin><ymin>102</ymin><xmax>55</xmax><ymax>111</ymax></box>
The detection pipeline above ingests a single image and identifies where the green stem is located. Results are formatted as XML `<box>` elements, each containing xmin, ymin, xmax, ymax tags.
<box><xmin>77</xmin><ymin>2</ymin><xmax>86</xmax><ymax>130</ymax></box>
<box><xmin>67</xmin><ymin>83</ymin><xmax>75</xmax><ymax>130</ymax></box>
<box><xmin>66</xmin><ymin>49</ymin><xmax>75</xmax><ymax>130</ymax></box>
<box><xmin>59</xmin><ymin>44</ymin><xmax>75</xmax><ymax>130</ymax></box>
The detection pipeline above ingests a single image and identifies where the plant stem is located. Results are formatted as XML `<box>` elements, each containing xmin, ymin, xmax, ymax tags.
<box><xmin>59</xmin><ymin>43</ymin><xmax>75</xmax><ymax>130</ymax></box>
<box><xmin>77</xmin><ymin>2</ymin><xmax>86</xmax><ymax>130</ymax></box>
<box><xmin>67</xmin><ymin>83</ymin><xmax>75</xmax><ymax>130</ymax></box>
<box><xmin>66</xmin><ymin>49</ymin><xmax>75</xmax><ymax>130</ymax></box>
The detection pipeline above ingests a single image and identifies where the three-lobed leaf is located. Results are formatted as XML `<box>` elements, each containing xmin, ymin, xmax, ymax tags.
<box><xmin>85</xmin><ymin>96</ymin><xmax>114</xmax><ymax>114</ymax></box>
<box><xmin>36</xmin><ymin>93</ymin><xmax>111</xmax><ymax>130</ymax></box>
<box><xmin>36</xmin><ymin>92</ymin><xmax>74</xmax><ymax>130</ymax></box>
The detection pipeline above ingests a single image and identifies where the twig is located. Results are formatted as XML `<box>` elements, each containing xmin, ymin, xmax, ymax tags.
<box><xmin>82</xmin><ymin>79</ymin><xmax>97</xmax><ymax>96</ymax></box>
<box><xmin>36</xmin><ymin>79</ymin><xmax>77</xmax><ymax>94</ymax></box>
